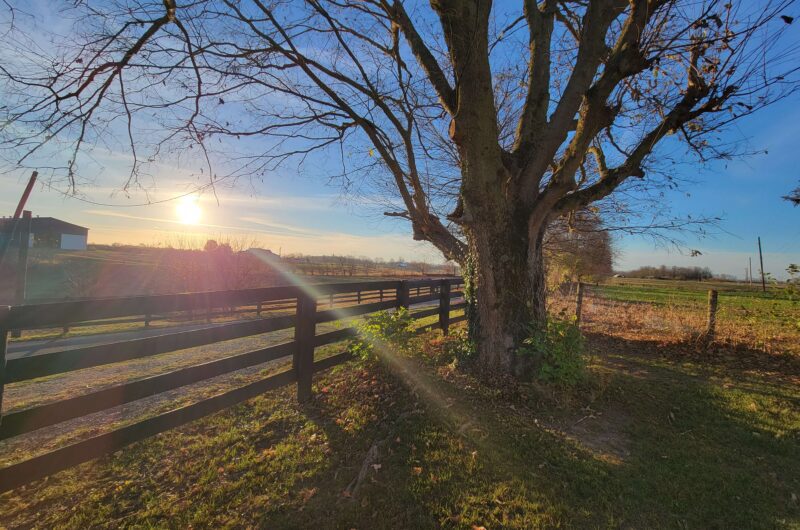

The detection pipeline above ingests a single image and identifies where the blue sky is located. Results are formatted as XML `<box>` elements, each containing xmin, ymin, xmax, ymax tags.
<box><xmin>2</xmin><ymin>97</ymin><xmax>797</xmax><ymax>278</ymax></box>
<box><xmin>0</xmin><ymin>2</ymin><xmax>798</xmax><ymax>278</ymax></box>
<box><xmin>614</xmin><ymin>100</ymin><xmax>800</xmax><ymax>279</ymax></box>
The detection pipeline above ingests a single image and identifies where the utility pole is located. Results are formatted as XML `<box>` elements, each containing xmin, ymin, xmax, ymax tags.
<box><xmin>748</xmin><ymin>257</ymin><xmax>753</xmax><ymax>285</ymax></box>
<box><xmin>0</xmin><ymin>171</ymin><xmax>37</xmax><ymax>268</ymax></box>
<box><xmin>757</xmin><ymin>237</ymin><xmax>766</xmax><ymax>293</ymax></box>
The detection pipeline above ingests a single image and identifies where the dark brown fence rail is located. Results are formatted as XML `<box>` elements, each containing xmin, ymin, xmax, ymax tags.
<box><xmin>0</xmin><ymin>277</ymin><xmax>465</xmax><ymax>493</ymax></box>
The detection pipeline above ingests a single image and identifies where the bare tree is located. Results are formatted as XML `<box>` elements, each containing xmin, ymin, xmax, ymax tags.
<box><xmin>1</xmin><ymin>0</ymin><xmax>798</xmax><ymax>375</ymax></box>
<box><xmin>544</xmin><ymin>210</ymin><xmax>614</xmax><ymax>285</ymax></box>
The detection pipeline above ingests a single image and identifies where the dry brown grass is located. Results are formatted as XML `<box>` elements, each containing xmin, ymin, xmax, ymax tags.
<box><xmin>550</xmin><ymin>283</ymin><xmax>799</xmax><ymax>366</ymax></box>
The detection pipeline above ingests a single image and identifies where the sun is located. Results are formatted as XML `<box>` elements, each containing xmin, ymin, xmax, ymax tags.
<box><xmin>175</xmin><ymin>196</ymin><xmax>202</xmax><ymax>225</ymax></box>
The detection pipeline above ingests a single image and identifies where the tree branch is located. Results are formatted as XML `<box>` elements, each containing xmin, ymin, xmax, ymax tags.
<box><xmin>388</xmin><ymin>1</ymin><xmax>456</xmax><ymax>115</ymax></box>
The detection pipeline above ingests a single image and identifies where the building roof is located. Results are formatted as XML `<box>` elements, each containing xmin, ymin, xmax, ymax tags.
<box><xmin>0</xmin><ymin>217</ymin><xmax>88</xmax><ymax>236</ymax></box>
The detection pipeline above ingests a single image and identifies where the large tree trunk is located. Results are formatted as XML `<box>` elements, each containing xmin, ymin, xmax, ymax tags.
<box><xmin>464</xmin><ymin>213</ymin><xmax>549</xmax><ymax>378</ymax></box>
<box><xmin>431</xmin><ymin>0</ymin><xmax>554</xmax><ymax>378</ymax></box>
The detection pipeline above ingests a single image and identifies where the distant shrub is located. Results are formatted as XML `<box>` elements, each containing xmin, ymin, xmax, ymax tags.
<box><xmin>348</xmin><ymin>308</ymin><xmax>414</xmax><ymax>359</ymax></box>
<box><xmin>786</xmin><ymin>264</ymin><xmax>799</xmax><ymax>301</ymax></box>
<box><xmin>518</xmin><ymin>317</ymin><xmax>586</xmax><ymax>386</ymax></box>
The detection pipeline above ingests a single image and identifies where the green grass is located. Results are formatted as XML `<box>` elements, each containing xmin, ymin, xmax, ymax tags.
<box><xmin>0</xmin><ymin>280</ymin><xmax>796</xmax><ymax>528</ymax></box>
<box><xmin>1</xmin><ymin>325</ymin><xmax>798</xmax><ymax>528</ymax></box>
<box><xmin>597</xmin><ymin>277</ymin><xmax>793</xmax><ymax>305</ymax></box>
<box><xmin>590</xmin><ymin>278</ymin><xmax>800</xmax><ymax>356</ymax></box>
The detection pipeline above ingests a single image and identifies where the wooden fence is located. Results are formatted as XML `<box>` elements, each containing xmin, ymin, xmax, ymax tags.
<box><xmin>0</xmin><ymin>278</ymin><xmax>465</xmax><ymax>493</ymax></box>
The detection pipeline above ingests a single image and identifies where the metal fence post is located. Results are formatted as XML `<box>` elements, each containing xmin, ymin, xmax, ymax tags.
<box><xmin>705</xmin><ymin>289</ymin><xmax>718</xmax><ymax>343</ymax></box>
<box><xmin>575</xmin><ymin>282</ymin><xmax>584</xmax><ymax>325</ymax></box>
<box><xmin>294</xmin><ymin>292</ymin><xmax>317</xmax><ymax>402</ymax></box>
<box><xmin>439</xmin><ymin>280</ymin><xmax>451</xmax><ymax>335</ymax></box>
<box><xmin>397</xmin><ymin>280</ymin><xmax>410</xmax><ymax>310</ymax></box>
<box><xmin>0</xmin><ymin>306</ymin><xmax>10</xmax><ymax>425</ymax></box>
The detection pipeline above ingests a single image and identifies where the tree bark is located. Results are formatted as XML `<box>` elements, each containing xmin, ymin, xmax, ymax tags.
<box><xmin>463</xmin><ymin>207</ymin><xmax>548</xmax><ymax>378</ymax></box>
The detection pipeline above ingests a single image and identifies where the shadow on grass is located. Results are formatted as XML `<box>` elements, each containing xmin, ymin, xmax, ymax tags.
<box><xmin>282</xmin><ymin>333</ymin><xmax>799</xmax><ymax>528</ymax></box>
<box><xmin>306</xmin><ymin>332</ymin><xmax>800</xmax><ymax>528</ymax></box>
<box><xmin>0</xmin><ymin>332</ymin><xmax>797</xmax><ymax>528</ymax></box>
<box><xmin>586</xmin><ymin>330</ymin><xmax>800</xmax><ymax>379</ymax></box>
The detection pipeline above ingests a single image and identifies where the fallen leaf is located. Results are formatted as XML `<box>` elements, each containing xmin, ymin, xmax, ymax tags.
<box><xmin>412</xmin><ymin>467</ymin><xmax>423</xmax><ymax>476</ymax></box>
<box><xmin>299</xmin><ymin>487</ymin><xmax>318</xmax><ymax>503</ymax></box>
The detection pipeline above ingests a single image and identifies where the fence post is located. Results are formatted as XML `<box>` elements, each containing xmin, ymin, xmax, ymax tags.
<box><xmin>294</xmin><ymin>292</ymin><xmax>317</xmax><ymax>402</ymax></box>
<box><xmin>397</xmin><ymin>280</ymin><xmax>410</xmax><ymax>310</ymax></box>
<box><xmin>144</xmin><ymin>313</ymin><xmax>151</xmax><ymax>328</ymax></box>
<box><xmin>575</xmin><ymin>282</ymin><xmax>584</xmax><ymax>325</ymax></box>
<box><xmin>357</xmin><ymin>290</ymin><xmax>361</xmax><ymax>305</ymax></box>
<box><xmin>0</xmin><ymin>306</ymin><xmax>10</xmax><ymax>425</ymax></box>
<box><xmin>256</xmin><ymin>302</ymin><xmax>262</xmax><ymax>316</ymax></box>
<box><xmin>439</xmin><ymin>280</ymin><xmax>451</xmax><ymax>335</ymax></box>
<box><xmin>705</xmin><ymin>289</ymin><xmax>718</xmax><ymax>343</ymax></box>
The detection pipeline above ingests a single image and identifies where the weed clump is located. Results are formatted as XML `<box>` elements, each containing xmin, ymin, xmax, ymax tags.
<box><xmin>518</xmin><ymin>317</ymin><xmax>586</xmax><ymax>386</ymax></box>
<box><xmin>347</xmin><ymin>308</ymin><xmax>414</xmax><ymax>359</ymax></box>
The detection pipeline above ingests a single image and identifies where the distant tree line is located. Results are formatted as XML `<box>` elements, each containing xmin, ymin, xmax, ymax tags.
<box><xmin>623</xmin><ymin>265</ymin><xmax>713</xmax><ymax>281</ymax></box>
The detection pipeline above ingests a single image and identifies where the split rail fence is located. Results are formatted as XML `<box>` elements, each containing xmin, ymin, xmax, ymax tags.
<box><xmin>0</xmin><ymin>277</ymin><xmax>465</xmax><ymax>493</ymax></box>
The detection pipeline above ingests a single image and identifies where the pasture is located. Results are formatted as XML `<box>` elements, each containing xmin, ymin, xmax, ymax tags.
<box><xmin>0</xmin><ymin>278</ymin><xmax>797</xmax><ymax>528</ymax></box>
<box><xmin>588</xmin><ymin>277</ymin><xmax>799</xmax><ymax>357</ymax></box>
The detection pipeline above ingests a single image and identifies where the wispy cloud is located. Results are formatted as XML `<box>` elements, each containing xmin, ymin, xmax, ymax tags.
<box><xmin>85</xmin><ymin>209</ymin><xmax>326</xmax><ymax>239</ymax></box>
<box><xmin>238</xmin><ymin>216</ymin><xmax>319</xmax><ymax>236</ymax></box>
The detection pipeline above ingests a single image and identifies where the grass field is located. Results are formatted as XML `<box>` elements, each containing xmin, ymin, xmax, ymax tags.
<box><xmin>0</xmin><ymin>279</ymin><xmax>797</xmax><ymax>528</ymax></box>
<box><xmin>585</xmin><ymin>277</ymin><xmax>799</xmax><ymax>357</ymax></box>
<box><xmin>0</xmin><ymin>246</ymin><xmax>438</xmax><ymax>305</ymax></box>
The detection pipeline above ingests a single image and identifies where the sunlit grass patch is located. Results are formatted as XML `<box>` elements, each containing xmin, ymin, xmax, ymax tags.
<box><xmin>1</xmin><ymin>280</ymin><xmax>798</xmax><ymax>528</ymax></box>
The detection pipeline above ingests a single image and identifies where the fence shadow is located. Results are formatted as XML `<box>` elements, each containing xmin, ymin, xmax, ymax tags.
<box><xmin>585</xmin><ymin>330</ymin><xmax>800</xmax><ymax>379</ymax></box>
<box><xmin>1</xmin><ymin>324</ymin><xmax>797</xmax><ymax>528</ymax></box>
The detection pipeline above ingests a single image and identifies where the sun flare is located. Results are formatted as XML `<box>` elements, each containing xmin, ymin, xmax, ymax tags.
<box><xmin>175</xmin><ymin>196</ymin><xmax>202</xmax><ymax>225</ymax></box>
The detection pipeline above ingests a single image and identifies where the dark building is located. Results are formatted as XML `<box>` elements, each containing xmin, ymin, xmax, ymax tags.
<box><xmin>0</xmin><ymin>217</ymin><xmax>88</xmax><ymax>250</ymax></box>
